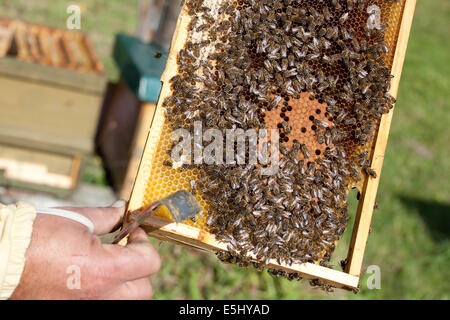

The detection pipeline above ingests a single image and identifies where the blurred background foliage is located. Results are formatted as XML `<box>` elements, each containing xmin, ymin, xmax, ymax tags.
<box><xmin>0</xmin><ymin>0</ymin><xmax>448</xmax><ymax>299</ymax></box>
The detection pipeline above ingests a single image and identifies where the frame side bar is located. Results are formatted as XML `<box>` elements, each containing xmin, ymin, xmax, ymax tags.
<box><xmin>345</xmin><ymin>0</ymin><xmax>417</xmax><ymax>276</ymax></box>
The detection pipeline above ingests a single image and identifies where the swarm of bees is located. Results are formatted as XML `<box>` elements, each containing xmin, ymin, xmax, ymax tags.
<box><xmin>162</xmin><ymin>0</ymin><xmax>399</xmax><ymax>284</ymax></box>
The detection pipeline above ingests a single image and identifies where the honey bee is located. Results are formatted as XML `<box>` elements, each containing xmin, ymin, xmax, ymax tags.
<box><xmin>314</xmin><ymin>119</ymin><xmax>330</xmax><ymax>129</ymax></box>
<box><xmin>316</xmin><ymin>131</ymin><xmax>325</xmax><ymax>145</ymax></box>
<box><xmin>300</xmin><ymin>144</ymin><xmax>310</xmax><ymax>159</ymax></box>
<box><xmin>347</xmin><ymin>0</ymin><xmax>355</xmax><ymax>10</ymax></box>
<box><xmin>323</xmin><ymin>6</ymin><xmax>333</xmax><ymax>21</ymax></box>
<box><xmin>344</xmin><ymin>117</ymin><xmax>357</xmax><ymax>126</ymax></box>
<box><xmin>331</xmin><ymin>0</ymin><xmax>342</xmax><ymax>10</ymax></box>
<box><xmin>325</xmin><ymin>26</ymin><xmax>339</xmax><ymax>40</ymax></box>
<box><xmin>163</xmin><ymin>160</ymin><xmax>173</xmax><ymax>167</ymax></box>
<box><xmin>340</xmin><ymin>259</ymin><xmax>348</xmax><ymax>271</ymax></box>
<box><xmin>189</xmin><ymin>179</ymin><xmax>197</xmax><ymax>195</ymax></box>
<box><xmin>364</xmin><ymin>166</ymin><xmax>377</xmax><ymax>179</ymax></box>
<box><xmin>339</xmin><ymin>12</ymin><xmax>349</xmax><ymax>24</ymax></box>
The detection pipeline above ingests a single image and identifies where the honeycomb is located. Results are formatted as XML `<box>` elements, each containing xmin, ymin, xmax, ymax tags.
<box><xmin>142</xmin><ymin>0</ymin><xmax>405</xmax><ymax>223</ymax></box>
<box><xmin>144</xmin><ymin>123</ymin><xmax>210</xmax><ymax>227</ymax></box>
<box><xmin>264</xmin><ymin>92</ymin><xmax>332</xmax><ymax>163</ymax></box>
<box><xmin>137</xmin><ymin>0</ymin><xmax>407</xmax><ymax>271</ymax></box>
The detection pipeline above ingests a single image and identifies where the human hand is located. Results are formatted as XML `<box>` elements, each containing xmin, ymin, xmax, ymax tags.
<box><xmin>10</xmin><ymin>201</ymin><xmax>161</xmax><ymax>300</ymax></box>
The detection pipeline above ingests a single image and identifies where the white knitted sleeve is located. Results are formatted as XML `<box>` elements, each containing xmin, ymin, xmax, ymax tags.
<box><xmin>0</xmin><ymin>202</ymin><xmax>36</xmax><ymax>300</ymax></box>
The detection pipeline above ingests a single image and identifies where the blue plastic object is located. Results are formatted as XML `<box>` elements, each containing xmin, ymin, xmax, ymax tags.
<box><xmin>113</xmin><ymin>33</ymin><xmax>168</xmax><ymax>103</ymax></box>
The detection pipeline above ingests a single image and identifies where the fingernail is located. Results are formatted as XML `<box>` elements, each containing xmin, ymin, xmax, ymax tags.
<box><xmin>111</xmin><ymin>200</ymin><xmax>127</xmax><ymax>208</ymax></box>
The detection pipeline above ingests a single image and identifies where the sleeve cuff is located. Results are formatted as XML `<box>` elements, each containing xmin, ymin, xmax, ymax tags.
<box><xmin>0</xmin><ymin>202</ymin><xmax>36</xmax><ymax>300</ymax></box>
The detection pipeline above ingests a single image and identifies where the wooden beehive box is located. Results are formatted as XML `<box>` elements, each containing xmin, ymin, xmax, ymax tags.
<box><xmin>128</xmin><ymin>0</ymin><xmax>416</xmax><ymax>290</ymax></box>
<box><xmin>0</xmin><ymin>143</ymin><xmax>82</xmax><ymax>198</ymax></box>
<box><xmin>0</xmin><ymin>19</ymin><xmax>105</xmax><ymax>196</ymax></box>
<box><xmin>0</xmin><ymin>19</ymin><xmax>106</xmax><ymax>155</ymax></box>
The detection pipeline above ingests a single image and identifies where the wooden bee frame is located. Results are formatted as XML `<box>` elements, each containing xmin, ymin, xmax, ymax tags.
<box><xmin>128</xmin><ymin>0</ymin><xmax>417</xmax><ymax>290</ymax></box>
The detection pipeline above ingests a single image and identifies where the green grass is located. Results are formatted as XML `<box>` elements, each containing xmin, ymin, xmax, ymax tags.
<box><xmin>2</xmin><ymin>0</ymin><xmax>449</xmax><ymax>299</ymax></box>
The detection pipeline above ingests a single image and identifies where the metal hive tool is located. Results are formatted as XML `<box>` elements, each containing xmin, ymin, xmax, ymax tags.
<box><xmin>107</xmin><ymin>190</ymin><xmax>201</xmax><ymax>244</ymax></box>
